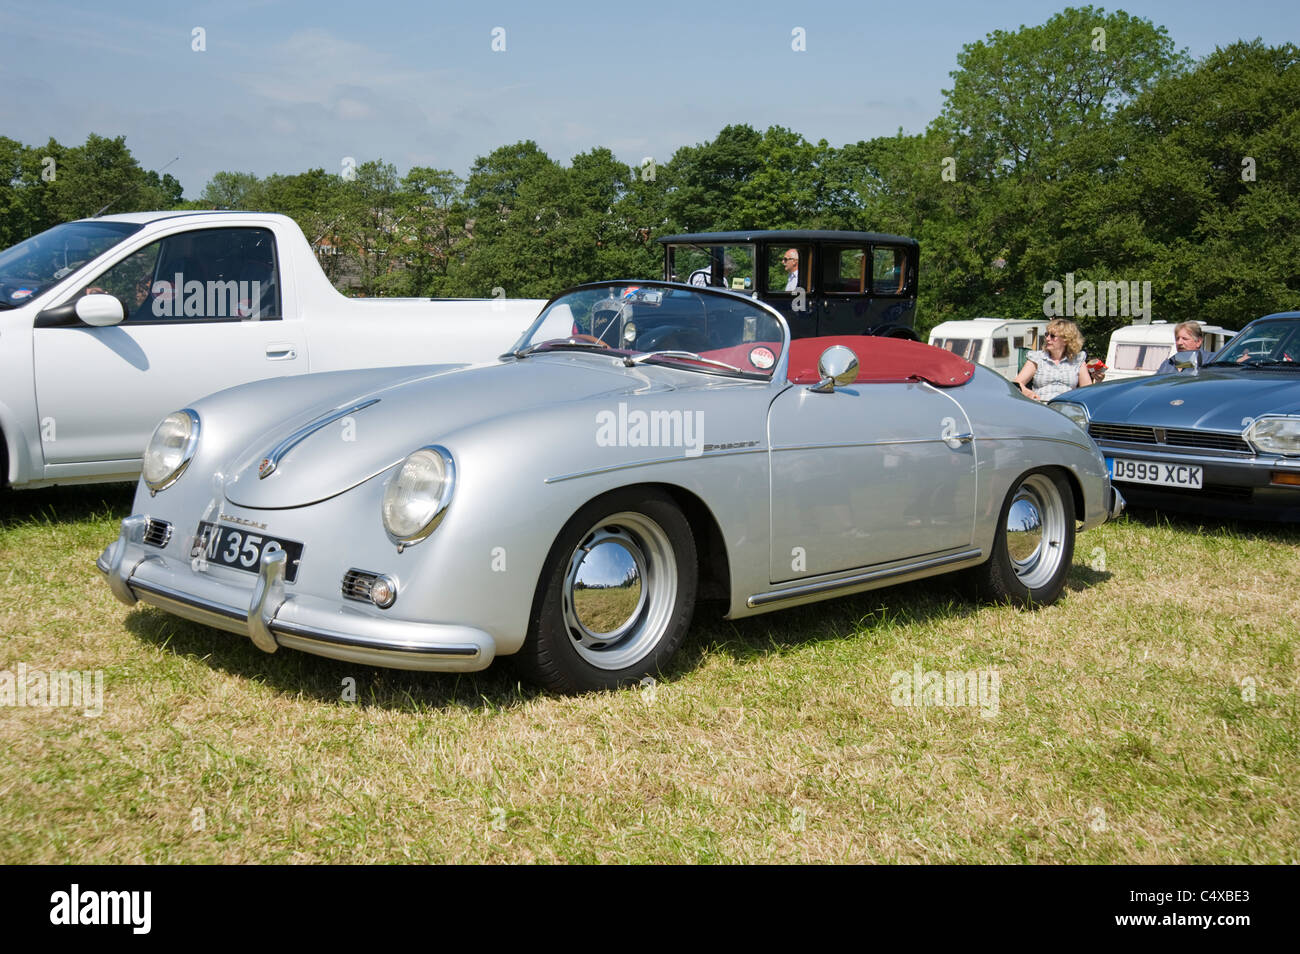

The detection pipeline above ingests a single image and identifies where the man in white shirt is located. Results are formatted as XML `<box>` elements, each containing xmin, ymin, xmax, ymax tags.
<box><xmin>781</xmin><ymin>249</ymin><xmax>799</xmax><ymax>292</ymax></box>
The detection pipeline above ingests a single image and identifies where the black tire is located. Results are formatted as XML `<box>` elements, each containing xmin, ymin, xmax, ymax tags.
<box><xmin>518</xmin><ymin>489</ymin><xmax>697</xmax><ymax>693</ymax></box>
<box><xmin>971</xmin><ymin>469</ymin><xmax>1075</xmax><ymax>606</ymax></box>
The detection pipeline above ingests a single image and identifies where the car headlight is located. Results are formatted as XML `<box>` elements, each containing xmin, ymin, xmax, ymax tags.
<box><xmin>141</xmin><ymin>409</ymin><xmax>200</xmax><ymax>494</ymax></box>
<box><xmin>1246</xmin><ymin>416</ymin><xmax>1300</xmax><ymax>456</ymax></box>
<box><xmin>1052</xmin><ymin>401</ymin><xmax>1090</xmax><ymax>431</ymax></box>
<box><xmin>381</xmin><ymin>445</ymin><xmax>456</xmax><ymax>548</ymax></box>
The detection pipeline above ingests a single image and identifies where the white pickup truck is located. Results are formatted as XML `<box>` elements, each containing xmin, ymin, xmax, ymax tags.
<box><xmin>0</xmin><ymin>211</ymin><xmax>545</xmax><ymax>489</ymax></box>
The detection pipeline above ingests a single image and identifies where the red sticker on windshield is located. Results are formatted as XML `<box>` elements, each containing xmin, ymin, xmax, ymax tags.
<box><xmin>749</xmin><ymin>346</ymin><xmax>775</xmax><ymax>369</ymax></box>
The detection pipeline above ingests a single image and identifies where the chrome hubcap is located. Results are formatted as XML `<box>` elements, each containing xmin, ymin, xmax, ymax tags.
<box><xmin>1003</xmin><ymin>474</ymin><xmax>1066</xmax><ymax>589</ymax></box>
<box><xmin>562</xmin><ymin>513</ymin><xmax>676</xmax><ymax>670</ymax></box>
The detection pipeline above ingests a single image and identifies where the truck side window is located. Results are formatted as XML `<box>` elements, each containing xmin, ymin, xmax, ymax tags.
<box><xmin>82</xmin><ymin>227</ymin><xmax>281</xmax><ymax>322</ymax></box>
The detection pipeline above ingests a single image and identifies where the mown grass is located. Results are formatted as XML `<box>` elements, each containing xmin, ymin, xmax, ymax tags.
<box><xmin>0</xmin><ymin>486</ymin><xmax>1296</xmax><ymax>863</ymax></box>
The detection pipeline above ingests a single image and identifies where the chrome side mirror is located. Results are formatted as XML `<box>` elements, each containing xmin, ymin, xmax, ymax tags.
<box><xmin>75</xmin><ymin>293</ymin><xmax>126</xmax><ymax>327</ymax></box>
<box><xmin>1169</xmin><ymin>350</ymin><xmax>1201</xmax><ymax>374</ymax></box>
<box><xmin>809</xmin><ymin>345</ymin><xmax>859</xmax><ymax>393</ymax></box>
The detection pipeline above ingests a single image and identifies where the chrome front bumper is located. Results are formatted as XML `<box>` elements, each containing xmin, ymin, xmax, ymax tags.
<box><xmin>98</xmin><ymin>515</ymin><xmax>495</xmax><ymax>672</ymax></box>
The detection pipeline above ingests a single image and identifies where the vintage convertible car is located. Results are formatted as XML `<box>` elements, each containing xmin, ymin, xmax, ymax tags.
<box><xmin>1053</xmin><ymin>312</ymin><xmax>1300</xmax><ymax>521</ymax></box>
<box><xmin>99</xmin><ymin>281</ymin><xmax>1123</xmax><ymax>692</ymax></box>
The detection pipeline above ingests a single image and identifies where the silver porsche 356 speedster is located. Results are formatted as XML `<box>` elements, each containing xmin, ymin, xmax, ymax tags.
<box><xmin>99</xmin><ymin>281</ymin><xmax>1124</xmax><ymax>692</ymax></box>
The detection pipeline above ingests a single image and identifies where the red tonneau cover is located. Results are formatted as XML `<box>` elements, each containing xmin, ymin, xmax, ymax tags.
<box><xmin>785</xmin><ymin>336</ymin><xmax>975</xmax><ymax>387</ymax></box>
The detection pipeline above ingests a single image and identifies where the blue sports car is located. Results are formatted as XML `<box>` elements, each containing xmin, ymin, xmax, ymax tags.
<box><xmin>1052</xmin><ymin>312</ymin><xmax>1300</xmax><ymax>520</ymax></box>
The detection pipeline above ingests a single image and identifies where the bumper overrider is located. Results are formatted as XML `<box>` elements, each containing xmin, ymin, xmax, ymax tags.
<box><xmin>1108</xmin><ymin>483</ymin><xmax>1127</xmax><ymax>521</ymax></box>
<box><xmin>97</xmin><ymin>515</ymin><xmax>495</xmax><ymax>672</ymax></box>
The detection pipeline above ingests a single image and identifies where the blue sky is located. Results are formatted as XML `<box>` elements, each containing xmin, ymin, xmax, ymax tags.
<box><xmin>2</xmin><ymin>0</ymin><xmax>1296</xmax><ymax>197</ymax></box>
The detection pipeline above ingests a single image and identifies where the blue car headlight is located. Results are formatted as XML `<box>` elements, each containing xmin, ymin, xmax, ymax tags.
<box><xmin>1052</xmin><ymin>401</ymin><xmax>1090</xmax><ymax>431</ymax></box>
<box><xmin>1246</xmin><ymin>416</ymin><xmax>1300</xmax><ymax>456</ymax></box>
<box><xmin>381</xmin><ymin>446</ymin><xmax>456</xmax><ymax>548</ymax></box>
<box><xmin>142</xmin><ymin>409</ymin><xmax>200</xmax><ymax>494</ymax></box>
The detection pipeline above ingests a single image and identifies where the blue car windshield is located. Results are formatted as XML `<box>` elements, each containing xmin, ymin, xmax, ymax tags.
<box><xmin>1210</xmin><ymin>318</ymin><xmax>1300</xmax><ymax>367</ymax></box>
<box><xmin>513</xmin><ymin>282</ymin><xmax>787</xmax><ymax>378</ymax></box>
<box><xmin>0</xmin><ymin>220</ymin><xmax>142</xmax><ymax>308</ymax></box>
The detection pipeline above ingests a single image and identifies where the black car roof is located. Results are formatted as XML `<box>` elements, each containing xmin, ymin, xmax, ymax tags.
<box><xmin>657</xmin><ymin>230</ymin><xmax>918</xmax><ymax>247</ymax></box>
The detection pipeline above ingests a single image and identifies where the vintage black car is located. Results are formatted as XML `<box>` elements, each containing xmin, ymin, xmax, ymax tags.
<box><xmin>658</xmin><ymin>230</ymin><xmax>919</xmax><ymax>339</ymax></box>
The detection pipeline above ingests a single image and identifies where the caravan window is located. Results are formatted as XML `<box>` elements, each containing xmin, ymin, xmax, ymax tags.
<box><xmin>938</xmin><ymin>338</ymin><xmax>981</xmax><ymax>361</ymax></box>
<box><xmin>1114</xmin><ymin>344</ymin><xmax>1167</xmax><ymax>371</ymax></box>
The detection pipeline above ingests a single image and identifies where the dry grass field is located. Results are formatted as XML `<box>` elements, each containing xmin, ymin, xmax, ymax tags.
<box><xmin>1</xmin><ymin>484</ymin><xmax>1296</xmax><ymax>863</ymax></box>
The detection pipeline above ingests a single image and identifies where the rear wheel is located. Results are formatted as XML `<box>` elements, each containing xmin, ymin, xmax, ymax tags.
<box><xmin>519</xmin><ymin>489</ymin><xmax>697</xmax><ymax>693</ymax></box>
<box><xmin>971</xmin><ymin>470</ymin><xmax>1074</xmax><ymax>606</ymax></box>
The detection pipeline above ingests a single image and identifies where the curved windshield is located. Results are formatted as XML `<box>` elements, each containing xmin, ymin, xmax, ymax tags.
<box><xmin>511</xmin><ymin>282</ymin><xmax>787</xmax><ymax>379</ymax></box>
<box><xmin>1209</xmin><ymin>318</ymin><xmax>1300</xmax><ymax>368</ymax></box>
<box><xmin>0</xmin><ymin>220</ymin><xmax>142</xmax><ymax>308</ymax></box>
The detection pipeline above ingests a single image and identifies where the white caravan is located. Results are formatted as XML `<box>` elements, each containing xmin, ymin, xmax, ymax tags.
<box><xmin>928</xmin><ymin>318</ymin><xmax>1049</xmax><ymax>381</ymax></box>
<box><xmin>1104</xmin><ymin>320</ymin><xmax>1237</xmax><ymax>381</ymax></box>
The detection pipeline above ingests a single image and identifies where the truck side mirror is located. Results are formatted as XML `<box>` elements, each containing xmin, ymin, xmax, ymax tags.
<box><xmin>75</xmin><ymin>293</ymin><xmax>127</xmax><ymax>327</ymax></box>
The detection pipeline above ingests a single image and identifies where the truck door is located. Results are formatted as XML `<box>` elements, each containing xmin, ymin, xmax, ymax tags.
<box><xmin>33</xmin><ymin>226</ymin><xmax>306</xmax><ymax>466</ymax></box>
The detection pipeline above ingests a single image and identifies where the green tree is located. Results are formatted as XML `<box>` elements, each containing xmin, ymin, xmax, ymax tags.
<box><xmin>912</xmin><ymin>6</ymin><xmax>1191</xmax><ymax>339</ymax></box>
<box><xmin>45</xmin><ymin>134</ymin><xmax>182</xmax><ymax>219</ymax></box>
<box><xmin>397</xmin><ymin>166</ymin><xmax>465</xmax><ymax>296</ymax></box>
<box><xmin>938</xmin><ymin>5</ymin><xmax>1188</xmax><ymax>176</ymax></box>
<box><xmin>1065</xmin><ymin>40</ymin><xmax>1300</xmax><ymax>333</ymax></box>
<box><xmin>199</xmin><ymin>171</ymin><xmax>260</xmax><ymax>209</ymax></box>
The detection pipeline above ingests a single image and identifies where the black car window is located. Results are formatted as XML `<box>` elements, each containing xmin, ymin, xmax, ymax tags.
<box><xmin>819</xmin><ymin>244</ymin><xmax>867</xmax><ymax>294</ymax></box>
<box><xmin>872</xmin><ymin>246</ymin><xmax>909</xmax><ymax>295</ymax></box>
<box><xmin>767</xmin><ymin>245</ymin><xmax>809</xmax><ymax>295</ymax></box>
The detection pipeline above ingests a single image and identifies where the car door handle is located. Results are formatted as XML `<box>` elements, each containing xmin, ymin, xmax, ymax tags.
<box><xmin>265</xmin><ymin>343</ymin><xmax>297</xmax><ymax>361</ymax></box>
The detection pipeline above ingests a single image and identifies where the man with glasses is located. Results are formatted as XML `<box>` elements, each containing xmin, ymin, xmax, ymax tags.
<box><xmin>781</xmin><ymin>249</ymin><xmax>799</xmax><ymax>292</ymax></box>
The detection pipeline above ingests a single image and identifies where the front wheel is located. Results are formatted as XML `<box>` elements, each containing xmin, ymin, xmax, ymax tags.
<box><xmin>971</xmin><ymin>470</ymin><xmax>1075</xmax><ymax>606</ymax></box>
<box><xmin>519</xmin><ymin>489</ymin><xmax>697</xmax><ymax>693</ymax></box>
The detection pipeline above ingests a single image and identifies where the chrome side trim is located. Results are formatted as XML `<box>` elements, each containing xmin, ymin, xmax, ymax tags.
<box><xmin>258</xmin><ymin>398</ymin><xmax>380</xmax><ymax>479</ymax></box>
<box><xmin>544</xmin><ymin>447</ymin><xmax>767</xmax><ymax>484</ymax></box>
<box><xmin>747</xmin><ymin>548</ymin><xmax>983</xmax><ymax>608</ymax></box>
<box><xmin>770</xmin><ymin>437</ymin><xmax>948</xmax><ymax>452</ymax></box>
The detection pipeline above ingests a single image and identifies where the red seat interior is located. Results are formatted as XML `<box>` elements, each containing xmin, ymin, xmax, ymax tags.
<box><xmin>785</xmin><ymin>336</ymin><xmax>975</xmax><ymax>387</ymax></box>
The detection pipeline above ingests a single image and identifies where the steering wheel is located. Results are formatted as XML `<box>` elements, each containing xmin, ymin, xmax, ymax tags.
<box><xmin>568</xmin><ymin>333</ymin><xmax>611</xmax><ymax>348</ymax></box>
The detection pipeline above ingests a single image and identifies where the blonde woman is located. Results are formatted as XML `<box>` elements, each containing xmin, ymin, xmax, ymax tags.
<box><xmin>1016</xmin><ymin>318</ymin><xmax>1095</xmax><ymax>401</ymax></box>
